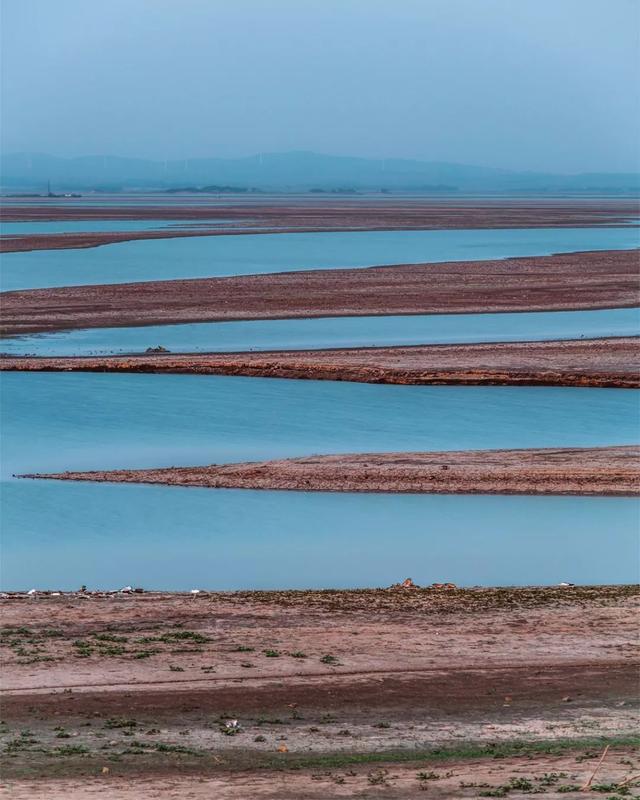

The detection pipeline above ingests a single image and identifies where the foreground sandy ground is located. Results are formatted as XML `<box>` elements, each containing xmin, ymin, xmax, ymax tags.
<box><xmin>1</xmin><ymin>586</ymin><xmax>638</xmax><ymax>797</ymax></box>
<box><xmin>4</xmin><ymin>748</ymin><xmax>640</xmax><ymax>799</ymax></box>
<box><xmin>3</xmin><ymin>337</ymin><xmax>639</xmax><ymax>389</ymax></box>
<box><xmin>20</xmin><ymin>445</ymin><xmax>640</xmax><ymax>496</ymax></box>
<box><xmin>1</xmin><ymin>197</ymin><xmax>637</xmax><ymax>253</ymax></box>
<box><xmin>2</xmin><ymin>249</ymin><xmax>638</xmax><ymax>335</ymax></box>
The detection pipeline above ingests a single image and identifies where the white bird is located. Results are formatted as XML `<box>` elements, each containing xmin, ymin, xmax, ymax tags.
<box><xmin>190</xmin><ymin>589</ymin><xmax>201</xmax><ymax>595</ymax></box>
<box><xmin>120</xmin><ymin>586</ymin><xmax>133</xmax><ymax>593</ymax></box>
<box><xmin>27</xmin><ymin>589</ymin><xmax>37</xmax><ymax>595</ymax></box>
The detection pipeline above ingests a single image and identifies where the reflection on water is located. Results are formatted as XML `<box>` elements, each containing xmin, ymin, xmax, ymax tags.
<box><xmin>1</xmin><ymin>372</ymin><xmax>638</xmax><ymax>589</ymax></box>
<box><xmin>2</xmin><ymin>307</ymin><xmax>638</xmax><ymax>357</ymax></box>
<box><xmin>2</xmin><ymin>226</ymin><xmax>638</xmax><ymax>290</ymax></box>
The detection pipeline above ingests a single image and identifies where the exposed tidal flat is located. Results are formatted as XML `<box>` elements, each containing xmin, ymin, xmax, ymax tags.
<box><xmin>5</xmin><ymin>336</ymin><xmax>635</xmax><ymax>388</ymax></box>
<box><xmin>1</xmin><ymin>372</ymin><xmax>639</xmax><ymax>589</ymax></box>
<box><xmin>2</xmin><ymin>587</ymin><xmax>638</xmax><ymax>795</ymax></box>
<box><xmin>26</xmin><ymin>445</ymin><xmax>639</xmax><ymax>496</ymax></box>
<box><xmin>1</xmin><ymin>225</ymin><xmax>638</xmax><ymax>291</ymax></box>
<box><xmin>3</xmin><ymin>249</ymin><xmax>638</xmax><ymax>336</ymax></box>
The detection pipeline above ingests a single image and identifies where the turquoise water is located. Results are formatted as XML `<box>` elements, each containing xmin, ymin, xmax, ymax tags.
<box><xmin>3</xmin><ymin>482</ymin><xmax>638</xmax><ymax>591</ymax></box>
<box><xmin>1</xmin><ymin>226</ymin><xmax>638</xmax><ymax>291</ymax></box>
<box><xmin>4</xmin><ymin>373</ymin><xmax>638</xmax><ymax>476</ymax></box>
<box><xmin>1</xmin><ymin>373</ymin><xmax>638</xmax><ymax>589</ymax></box>
<box><xmin>2</xmin><ymin>307</ymin><xmax>638</xmax><ymax>357</ymax></box>
<box><xmin>0</xmin><ymin>219</ymin><xmax>233</xmax><ymax>235</ymax></box>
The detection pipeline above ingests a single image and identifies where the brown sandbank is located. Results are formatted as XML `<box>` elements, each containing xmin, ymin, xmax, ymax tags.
<box><xmin>2</xmin><ymin>336</ymin><xmax>638</xmax><ymax>388</ymax></box>
<box><xmin>19</xmin><ymin>445</ymin><xmax>640</xmax><ymax>495</ymax></box>
<box><xmin>2</xmin><ymin>249</ymin><xmax>639</xmax><ymax>336</ymax></box>
<box><xmin>2</xmin><ymin>198</ymin><xmax>638</xmax><ymax>253</ymax></box>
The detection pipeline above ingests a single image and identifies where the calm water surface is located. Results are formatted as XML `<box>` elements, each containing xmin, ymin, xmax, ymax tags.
<box><xmin>0</xmin><ymin>219</ymin><xmax>233</xmax><ymax>235</ymax></box>
<box><xmin>2</xmin><ymin>307</ymin><xmax>638</xmax><ymax>356</ymax></box>
<box><xmin>2</xmin><ymin>226</ymin><xmax>638</xmax><ymax>291</ymax></box>
<box><xmin>1</xmin><ymin>373</ymin><xmax>638</xmax><ymax>589</ymax></box>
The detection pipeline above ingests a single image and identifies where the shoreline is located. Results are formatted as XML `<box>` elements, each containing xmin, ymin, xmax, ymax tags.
<box><xmin>2</xmin><ymin>336</ymin><xmax>638</xmax><ymax>387</ymax></box>
<box><xmin>1</xmin><ymin>586</ymin><xmax>637</xmax><ymax>793</ymax></box>
<box><xmin>19</xmin><ymin>445</ymin><xmax>640</xmax><ymax>496</ymax></box>
<box><xmin>2</xmin><ymin>248</ymin><xmax>638</xmax><ymax>335</ymax></box>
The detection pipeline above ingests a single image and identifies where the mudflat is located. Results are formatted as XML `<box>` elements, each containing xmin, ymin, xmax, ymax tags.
<box><xmin>2</xmin><ymin>197</ymin><xmax>638</xmax><ymax>253</ymax></box>
<box><xmin>2</xmin><ymin>336</ymin><xmax>638</xmax><ymax>388</ymax></box>
<box><xmin>2</xmin><ymin>249</ymin><xmax>639</xmax><ymax>335</ymax></box>
<box><xmin>19</xmin><ymin>445</ymin><xmax>640</xmax><ymax>495</ymax></box>
<box><xmin>1</xmin><ymin>586</ymin><xmax>638</xmax><ymax>796</ymax></box>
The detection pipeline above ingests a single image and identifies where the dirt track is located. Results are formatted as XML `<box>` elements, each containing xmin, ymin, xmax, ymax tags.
<box><xmin>2</xmin><ymin>336</ymin><xmax>638</xmax><ymax>388</ymax></box>
<box><xmin>2</xmin><ymin>249</ymin><xmax>639</xmax><ymax>335</ymax></box>
<box><xmin>19</xmin><ymin>445</ymin><xmax>640</xmax><ymax>496</ymax></box>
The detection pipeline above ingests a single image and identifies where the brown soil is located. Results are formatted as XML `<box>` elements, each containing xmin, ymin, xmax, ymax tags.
<box><xmin>2</xmin><ymin>198</ymin><xmax>637</xmax><ymax>253</ymax></box>
<box><xmin>2</xmin><ymin>249</ymin><xmax>639</xmax><ymax>336</ymax></box>
<box><xmin>2</xmin><ymin>336</ymin><xmax>638</xmax><ymax>388</ymax></box>
<box><xmin>1</xmin><ymin>586</ymin><xmax>638</xmax><ymax>794</ymax></box>
<box><xmin>4</xmin><ymin>751</ymin><xmax>639</xmax><ymax>800</ymax></box>
<box><xmin>18</xmin><ymin>445</ymin><xmax>640</xmax><ymax>496</ymax></box>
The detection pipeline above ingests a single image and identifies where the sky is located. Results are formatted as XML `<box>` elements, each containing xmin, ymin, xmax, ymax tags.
<box><xmin>1</xmin><ymin>0</ymin><xmax>639</xmax><ymax>173</ymax></box>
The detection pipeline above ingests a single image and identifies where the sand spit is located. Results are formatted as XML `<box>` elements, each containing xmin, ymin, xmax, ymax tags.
<box><xmin>2</xmin><ymin>249</ymin><xmax>639</xmax><ymax>336</ymax></box>
<box><xmin>2</xmin><ymin>337</ymin><xmax>638</xmax><ymax>388</ymax></box>
<box><xmin>1</xmin><ymin>586</ymin><xmax>638</xmax><ymax>792</ymax></box>
<box><xmin>2</xmin><ymin>198</ymin><xmax>638</xmax><ymax>253</ymax></box>
<box><xmin>19</xmin><ymin>446</ymin><xmax>640</xmax><ymax>496</ymax></box>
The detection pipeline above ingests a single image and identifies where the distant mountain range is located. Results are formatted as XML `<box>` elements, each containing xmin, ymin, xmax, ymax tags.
<box><xmin>2</xmin><ymin>151</ymin><xmax>639</xmax><ymax>194</ymax></box>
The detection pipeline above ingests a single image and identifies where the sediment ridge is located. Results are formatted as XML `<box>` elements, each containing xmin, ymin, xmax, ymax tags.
<box><xmin>2</xmin><ymin>249</ymin><xmax>639</xmax><ymax>335</ymax></box>
<box><xmin>2</xmin><ymin>198</ymin><xmax>638</xmax><ymax>253</ymax></box>
<box><xmin>19</xmin><ymin>445</ymin><xmax>640</xmax><ymax>495</ymax></box>
<box><xmin>2</xmin><ymin>336</ymin><xmax>639</xmax><ymax>388</ymax></box>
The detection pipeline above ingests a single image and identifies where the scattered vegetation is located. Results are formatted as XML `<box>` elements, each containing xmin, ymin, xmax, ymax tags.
<box><xmin>53</xmin><ymin>745</ymin><xmax>89</xmax><ymax>756</ymax></box>
<box><xmin>104</xmin><ymin>718</ymin><xmax>137</xmax><ymax>729</ymax></box>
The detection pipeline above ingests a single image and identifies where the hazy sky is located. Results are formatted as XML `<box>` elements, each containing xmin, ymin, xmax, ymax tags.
<box><xmin>1</xmin><ymin>0</ymin><xmax>639</xmax><ymax>172</ymax></box>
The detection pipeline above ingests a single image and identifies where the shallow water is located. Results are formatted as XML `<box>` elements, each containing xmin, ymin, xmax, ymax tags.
<box><xmin>0</xmin><ymin>219</ymin><xmax>233</xmax><ymax>235</ymax></box>
<box><xmin>1</xmin><ymin>373</ymin><xmax>638</xmax><ymax>589</ymax></box>
<box><xmin>4</xmin><ymin>373</ymin><xmax>638</xmax><ymax>476</ymax></box>
<box><xmin>2</xmin><ymin>226</ymin><xmax>638</xmax><ymax>291</ymax></box>
<box><xmin>2</xmin><ymin>307</ymin><xmax>638</xmax><ymax>357</ymax></box>
<box><xmin>3</xmin><ymin>482</ymin><xmax>638</xmax><ymax>591</ymax></box>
